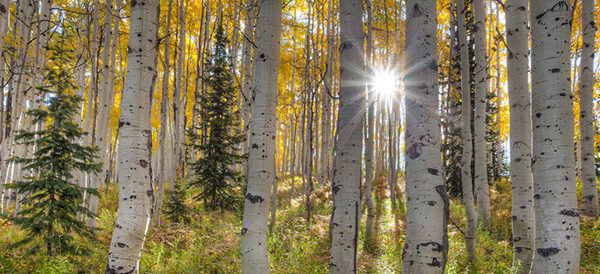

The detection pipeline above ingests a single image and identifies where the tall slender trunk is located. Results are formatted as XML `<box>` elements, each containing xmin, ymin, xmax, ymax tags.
<box><xmin>320</xmin><ymin>0</ymin><xmax>333</xmax><ymax>185</ymax></box>
<box><xmin>240</xmin><ymin>0</ymin><xmax>282</xmax><ymax>272</ymax></box>
<box><xmin>104</xmin><ymin>0</ymin><xmax>159</xmax><ymax>272</ymax></box>
<box><xmin>579</xmin><ymin>0</ymin><xmax>598</xmax><ymax>218</ymax></box>
<box><xmin>402</xmin><ymin>2</ymin><xmax>447</xmax><ymax>272</ymax></box>
<box><xmin>88</xmin><ymin>0</ymin><xmax>114</xmax><ymax>229</ymax></box>
<box><xmin>172</xmin><ymin>0</ymin><xmax>187</xmax><ymax>187</ymax></box>
<box><xmin>457</xmin><ymin>0</ymin><xmax>476</xmax><ymax>262</ymax></box>
<box><xmin>155</xmin><ymin>0</ymin><xmax>174</xmax><ymax>228</ymax></box>
<box><xmin>241</xmin><ymin>0</ymin><xmax>257</xmax><ymax>179</ymax></box>
<box><xmin>473</xmin><ymin>0</ymin><xmax>491</xmax><ymax>229</ymax></box>
<box><xmin>530</xmin><ymin>1</ymin><xmax>580</xmax><ymax>272</ymax></box>
<box><xmin>329</xmin><ymin>0</ymin><xmax>364</xmax><ymax>271</ymax></box>
<box><xmin>363</xmin><ymin>0</ymin><xmax>375</xmax><ymax>249</ymax></box>
<box><xmin>494</xmin><ymin>5</ymin><xmax>503</xmax><ymax>179</ymax></box>
<box><xmin>505</xmin><ymin>0</ymin><xmax>535</xmax><ymax>271</ymax></box>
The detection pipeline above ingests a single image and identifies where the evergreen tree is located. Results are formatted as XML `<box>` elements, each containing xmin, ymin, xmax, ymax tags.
<box><xmin>188</xmin><ymin>24</ymin><xmax>246</xmax><ymax>211</ymax></box>
<box><xmin>5</xmin><ymin>30</ymin><xmax>102</xmax><ymax>256</ymax></box>
<box><xmin>164</xmin><ymin>181</ymin><xmax>191</xmax><ymax>224</ymax></box>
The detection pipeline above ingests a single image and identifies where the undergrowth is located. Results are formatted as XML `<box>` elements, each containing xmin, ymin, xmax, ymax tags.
<box><xmin>1</xmin><ymin>176</ymin><xmax>599</xmax><ymax>273</ymax></box>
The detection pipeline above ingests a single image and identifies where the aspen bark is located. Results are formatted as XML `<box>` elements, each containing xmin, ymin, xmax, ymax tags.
<box><xmin>530</xmin><ymin>1</ymin><xmax>580</xmax><ymax>272</ymax></box>
<box><xmin>363</xmin><ymin>0</ymin><xmax>375</xmax><ymax>249</ymax></box>
<box><xmin>241</xmin><ymin>0</ymin><xmax>256</xmax><ymax>179</ymax></box>
<box><xmin>104</xmin><ymin>0</ymin><xmax>159</xmax><ymax>273</ymax></box>
<box><xmin>172</xmin><ymin>0</ymin><xmax>186</xmax><ymax>187</ymax></box>
<box><xmin>155</xmin><ymin>0</ymin><xmax>174</xmax><ymax>228</ymax></box>
<box><xmin>579</xmin><ymin>0</ymin><xmax>598</xmax><ymax>218</ymax></box>
<box><xmin>88</xmin><ymin>0</ymin><xmax>114</xmax><ymax>229</ymax></box>
<box><xmin>329</xmin><ymin>0</ymin><xmax>364</xmax><ymax>272</ymax></box>
<box><xmin>240</xmin><ymin>0</ymin><xmax>282</xmax><ymax>272</ymax></box>
<box><xmin>473</xmin><ymin>0</ymin><xmax>491</xmax><ymax>229</ymax></box>
<box><xmin>457</xmin><ymin>0</ymin><xmax>476</xmax><ymax>262</ymax></box>
<box><xmin>320</xmin><ymin>0</ymin><xmax>333</xmax><ymax>185</ymax></box>
<box><xmin>505</xmin><ymin>0</ymin><xmax>535</xmax><ymax>271</ymax></box>
<box><xmin>402</xmin><ymin>2</ymin><xmax>447</xmax><ymax>273</ymax></box>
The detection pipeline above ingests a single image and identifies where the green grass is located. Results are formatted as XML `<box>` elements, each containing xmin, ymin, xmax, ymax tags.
<box><xmin>1</xmin><ymin>176</ymin><xmax>599</xmax><ymax>273</ymax></box>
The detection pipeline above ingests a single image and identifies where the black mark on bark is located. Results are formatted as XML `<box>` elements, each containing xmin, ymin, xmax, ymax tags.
<box><xmin>411</xmin><ymin>4</ymin><xmax>422</xmax><ymax>18</ymax></box>
<box><xmin>558</xmin><ymin>209</ymin><xmax>579</xmax><ymax>217</ymax></box>
<box><xmin>245</xmin><ymin>193</ymin><xmax>264</xmax><ymax>203</ymax></box>
<box><xmin>406</xmin><ymin>143</ymin><xmax>421</xmax><ymax>159</ymax></box>
<box><xmin>537</xmin><ymin>247</ymin><xmax>560</xmax><ymax>257</ymax></box>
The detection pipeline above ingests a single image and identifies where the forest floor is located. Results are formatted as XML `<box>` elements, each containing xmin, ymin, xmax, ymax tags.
<box><xmin>1</xmin><ymin>174</ymin><xmax>599</xmax><ymax>273</ymax></box>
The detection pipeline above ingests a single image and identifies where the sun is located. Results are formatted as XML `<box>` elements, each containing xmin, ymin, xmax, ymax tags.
<box><xmin>373</xmin><ymin>69</ymin><xmax>398</xmax><ymax>98</ymax></box>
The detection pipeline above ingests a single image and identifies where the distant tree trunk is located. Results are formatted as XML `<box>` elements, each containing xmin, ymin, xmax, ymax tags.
<box><xmin>579</xmin><ymin>0</ymin><xmax>598</xmax><ymax>219</ymax></box>
<box><xmin>0</xmin><ymin>0</ymin><xmax>8</xmax><ymax>213</ymax></box>
<box><xmin>155</xmin><ymin>0</ymin><xmax>173</xmax><ymax>228</ymax></box>
<box><xmin>363</xmin><ymin>0</ymin><xmax>375</xmax><ymax>250</ymax></box>
<box><xmin>473</xmin><ymin>0</ymin><xmax>491</xmax><ymax>229</ymax></box>
<box><xmin>320</xmin><ymin>0</ymin><xmax>333</xmax><ymax>185</ymax></box>
<box><xmin>241</xmin><ymin>0</ymin><xmax>257</xmax><ymax>180</ymax></box>
<box><xmin>329</xmin><ymin>0</ymin><xmax>365</xmax><ymax>271</ymax></box>
<box><xmin>457</xmin><ymin>0</ymin><xmax>476</xmax><ymax>262</ymax></box>
<box><xmin>172</xmin><ymin>0</ymin><xmax>187</xmax><ymax>187</ymax></box>
<box><xmin>80</xmin><ymin>0</ymin><xmax>99</xmax><ymax>222</ymax></box>
<box><xmin>88</xmin><ymin>0</ymin><xmax>114</xmax><ymax>229</ymax></box>
<box><xmin>529</xmin><ymin>1</ymin><xmax>580</xmax><ymax>273</ymax></box>
<box><xmin>505</xmin><ymin>0</ymin><xmax>535</xmax><ymax>271</ymax></box>
<box><xmin>495</xmin><ymin>5</ymin><xmax>503</xmax><ymax>179</ymax></box>
<box><xmin>104</xmin><ymin>0</ymin><xmax>159</xmax><ymax>272</ymax></box>
<box><xmin>402</xmin><ymin>2</ymin><xmax>447</xmax><ymax>272</ymax></box>
<box><xmin>240</xmin><ymin>0</ymin><xmax>282</xmax><ymax>272</ymax></box>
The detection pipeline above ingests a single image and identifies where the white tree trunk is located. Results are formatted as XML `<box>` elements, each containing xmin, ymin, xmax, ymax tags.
<box><xmin>155</xmin><ymin>0</ymin><xmax>174</xmax><ymax>228</ymax></box>
<box><xmin>172</xmin><ymin>0</ymin><xmax>186</xmax><ymax>188</ymax></box>
<box><xmin>108</xmin><ymin>0</ymin><xmax>123</xmax><ymax>108</ymax></box>
<box><xmin>505</xmin><ymin>0</ymin><xmax>535</xmax><ymax>271</ymax></box>
<box><xmin>81</xmin><ymin>0</ymin><xmax>99</xmax><ymax>223</ymax></box>
<box><xmin>329</xmin><ymin>0</ymin><xmax>364</xmax><ymax>272</ymax></box>
<box><xmin>579</xmin><ymin>0</ymin><xmax>598</xmax><ymax>219</ymax></box>
<box><xmin>240</xmin><ymin>0</ymin><xmax>282</xmax><ymax>272</ymax></box>
<box><xmin>457</xmin><ymin>0</ymin><xmax>476</xmax><ymax>262</ymax></box>
<box><xmin>241</xmin><ymin>0</ymin><xmax>257</xmax><ymax>179</ymax></box>
<box><xmin>363</xmin><ymin>0</ymin><xmax>375</xmax><ymax>248</ymax></box>
<box><xmin>104</xmin><ymin>0</ymin><xmax>159</xmax><ymax>272</ymax></box>
<box><xmin>473</xmin><ymin>0</ymin><xmax>491</xmax><ymax>229</ymax></box>
<box><xmin>402</xmin><ymin>2</ymin><xmax>447</xmax><ymax>273</ymax></box>
<box><xmin>320</xmin><ymin>0</ymin><xmax>333</xmax><ymax>185</ymax></box>
<box><xmin>530</xmin><ymin>1</ymin><xmax>580</xmax><ymax>273</ymax></box>
<box><xmin>88</xmin><ymin>0</ymin><xmax>114</xmax><ymax>229</ymax></box>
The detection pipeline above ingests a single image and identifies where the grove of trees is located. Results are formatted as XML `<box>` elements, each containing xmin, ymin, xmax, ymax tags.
<box><xmin>0</xmin><ymin>0</ymin><xmax>599</xmax><ymax>273</ymax></box>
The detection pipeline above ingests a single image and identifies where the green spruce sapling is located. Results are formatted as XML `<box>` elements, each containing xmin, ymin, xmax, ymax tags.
<box><xmin>187</xmin><ymin>24</ymin><xmax>246</xmax><ymax>211</ymax></box>
<box><xmin>165</xmin><ymin>180</ymin><xmax>191</xmax><ymax>224</ymax></box>
<box><xmin>5</xmin><ymin>30</ymin><xmax>102</xmax><ymax>256</ymax></box>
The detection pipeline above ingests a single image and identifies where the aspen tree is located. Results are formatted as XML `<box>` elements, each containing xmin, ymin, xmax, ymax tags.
<box><xmin>473</xmin><ymin>0</ymin><xmax>491</xmax><ymax>229</ymax></box>
<box><xmin>81</xmin><ymin>0</ymin><xmax>99</xmax><ymax>224</ymax></box>
<box><xmin>240</xmin><ymin>0</ymin><xmax>282</xmax><ymax>272</ymax></box>
<box><xmin>457</xmin><ymin>0</ymin><xmax>477</xmax><ymax>261</ymax></box>
<box><xmin>329</xmin><ymin>0</ymin><xmax>365</xmax><ymax>272</ymax></box>
<box><xmin>506</xmin><ymin>0</ymin><xmax>535</xmax><ymax>271</ymax></box>
<box><xmin>530</xmin><ymin>1</ymin><xmax>580</xmax><ymax>273</ymax></box>
<box><xmin>172</xmin><ymin>0</ymin><xmax>186</xmax><ymax>186</ymax></box>
<box><xmin>579</xmin><ymin>0</ymin><xmax>598</xmax><ymax>218</ymax></box>
<box><xmin>402</xmin><ymin>1</ymin><xmax>448</xmax><ymax>272</ymax></box>
<box><xmin>88</xmin><ymin>0</ymin><xmax>115</xmax><ymax>229</ymax></box>
<box><xmin>320</xmin><ymin>0</ymin><xmax>333</xmax><ymax>185</ymax></box>
<box><xmin>155</xmin><ymin>0</ymin><xmax>174</xmax><ymax>228</ymax></box>
<box><xmin>104</xmin><ymin>0</ymin><xmax>159</xmax><ymax>272</ymax></box>
<box><xmin>241</xmin><ymin>0</ymin><xmax>257</xmax><ymax>179</ymax></box>
<box><xmin>363</xmin><ymin>0</ymin><xmax>376</xmax><ymax>250</ymax></box>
